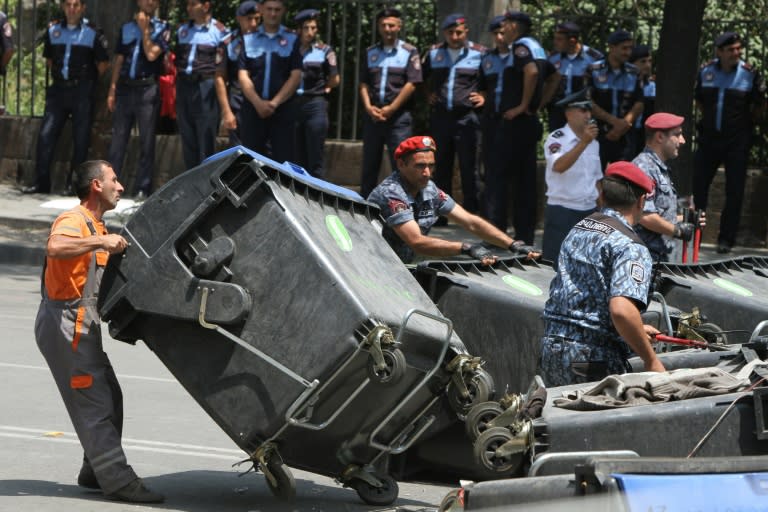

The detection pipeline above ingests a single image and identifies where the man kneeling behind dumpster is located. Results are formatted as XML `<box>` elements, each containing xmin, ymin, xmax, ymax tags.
<box><xmin>368</xmin><ymin>135</ymin><xmax>540</xmax><ymax>264</ymax></box>
<box><xmin>540</xmin><ymin>161</ymin><xmax>666</xmax><ymax>387</ymax></box>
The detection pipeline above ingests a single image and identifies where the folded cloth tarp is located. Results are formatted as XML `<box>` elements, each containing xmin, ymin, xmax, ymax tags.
<box><xmin>554</xmin><ymin>368</ymin><xmax>751</xmax><ymax>410</ymax></box>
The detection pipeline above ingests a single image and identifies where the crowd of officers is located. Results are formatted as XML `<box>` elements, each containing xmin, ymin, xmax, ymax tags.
<box><xmin>14</xmin><ymin>1</ymin><xmax>767</xmax><ymax>253</ymax></box>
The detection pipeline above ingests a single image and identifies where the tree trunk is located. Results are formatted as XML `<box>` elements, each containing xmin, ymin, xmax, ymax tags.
<box><xmin>654</xmin><ymin>0</ymin><xmax>707</xmax><ymax>196</ymax></box>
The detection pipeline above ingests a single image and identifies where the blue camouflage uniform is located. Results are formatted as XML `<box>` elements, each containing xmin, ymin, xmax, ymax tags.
<box><xmin>225</xmin><ymin>28</ymin><xmax>245</xmax><ymax>146</ymax></box>
<box><xmin>108</xmin><ymin>16</ymin><xmax>170</xmax><ymax>197</ymax></box>
<box><xmin>359</xmin><ymin>39</ymin><xmax>423</xmax><ymax>197</ymax></box>
<box><xmin>422</xmin><ymin>40</ymin><xmax>485</xmax><ymax>213</ymax></box>
<box><xmin>174</xmin><ymin>18</ymin><xmax>230</xmax><ymax>170</ymax></box>
<box><xmin>295</xmin><ymin>41</ymin><xmax>339</xmax><ymax>178</ymax></box>
<box><xmin>547</xmin><ymin>44</ymin><xmax>603</xmax><ymax>130</ymax></box>
<box><xmin>540</xmin><ymin>208</ymin><xmax>653</xmax><ymax>386</ymax></box>
<box><xmin>586</xmin><ymin>59</ymin><xmax>643</xmax><ymax>167</ymax></box>
<box><xmin>693</xmin><ymin>58</ymin><xmax>766</xmax><ymax>249</ymax></box>
<box><xmin>33</xmin><ymin>18</ymin><xmax>109</xmax><ymax>193</ymax></box>
<box><xmin>238</xmin><ymin>25</ymin><xmax>301</xmax><ymax>163</ymax></box>
<box><xmin>632</xmin><ymin>148</ymin><xmax>677</xmax><ymax>261</ymax></box>
<box><xmin>367</xmin><ymin>172</ymin><xmax>456</xmax><ymax>263</ymax></box>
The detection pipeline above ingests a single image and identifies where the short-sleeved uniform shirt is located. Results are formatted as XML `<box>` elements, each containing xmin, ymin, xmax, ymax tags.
<box><xmin>43</xmin><ymin>19</ymin><xmax>109</xmax><ymax>81</ymax></box>
<box><xmin>695</xmin><ymin>58</ymin><xmax>766</xmax><ymax>134</ymax></box>
<box><xmin>367</xmin><ymin>172</ymin><xmax>456</xmax><ymax>262</ymax></box>
<box><xmin>586</xmin><ymin>60</ymin><xmax>642</xmax><ymax>129</ymax></box>
<box><xmin>633</xmin><ymin>148</ymin><xmax>677</xmax><ymax>260</ymax></box>
<box><xmin>239</xmin><ymin>25</ymin><xmax>301</xmax><ymax>100</ymax></box>
<box><xmin>297</xmin><ymin>42</ymin><xmax>338</xmax><ymax>96</ymax></box>
<box><xmin>422</xmin><ymin>40</ymin><xmax>485</xmax><ymax>111</ymax></box>
<box><xmin>359</xmin><ymin>39</ymin><xmax>422</xmax><ymax>108</ymax></box>
<box><xmin>479</xmin><ymin>48</ymin><xmax>508</xmax><ymax>115</ymax></box>
<box><xmin>115</xmin><ymin>17</ymin><xmax>170</xmax><ymax>80</ymax></box>
<box><xmin>548</xmin><ymin>44</ymin><xmax>603</xmax><ymax>101</ymax></box>
<box><xmin>544</xmin><ymin>124</ymin><xmax>602</xmax><ymax>210</ymax></box>
<box><xmin>0</xmin><ymin>11</ymin><xmax>13</xmax><ymax>75</ymax></box>
<box><xmin>543</xmin><ymin>208</ymin><xmax>652</xmax><ymax>345</ymax></box>
<box><xmin>497</xmin><ymin>36</ymin><xmax>549</xmax><ymax>113</ymax></box>
<box><xmin>44</xmin><ymin>206</ymin><xmax>108</xmax><ymax>301</ymax></box>
<box><xmin>174</xmin><ymin>18</ymin><xmax>229</xmax><ymax>77</ymax></box>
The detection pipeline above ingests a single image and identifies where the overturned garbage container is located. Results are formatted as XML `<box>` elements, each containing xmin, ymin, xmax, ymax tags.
<box><xmin>98</xmin><ymin>147</ymin><xmax>492</xmax><ymax>505</ymax></box>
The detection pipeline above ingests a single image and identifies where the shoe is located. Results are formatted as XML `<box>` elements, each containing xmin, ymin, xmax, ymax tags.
<box><xmin>716</xmin><ymin>242</ymin><xmax>732</xmax><ymax>254</ymax></box>
<box><xmin>108</xmin><ymin>478</ymin><xmax>164</xmax><ymax>503</ymax></box>
<box><xmin>77</xmin><ymin>465</ymin><xmax>100</xmax><ymax>490</ymax></box>
<box><xmin>21</xmin><ymin>184</ymin><xmax>50</xmax><ymax>194</ymax></box>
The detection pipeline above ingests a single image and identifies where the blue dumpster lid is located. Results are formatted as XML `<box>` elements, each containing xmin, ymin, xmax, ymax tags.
<box><xmin>203</xmin><ymin>146</ymin><xmax>366</xmax><ymax>203</ymax></box>
<box><xmin>614</xmin><ymin>472</ymin><xmax>768</xmax><ymax>511</ymax></box>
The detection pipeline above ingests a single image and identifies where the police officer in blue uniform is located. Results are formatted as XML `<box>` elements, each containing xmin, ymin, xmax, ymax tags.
<box><xmin>627</xmin><ymin>44</ymin><xmax>655</xmax><ymax>157</ymax></box>
<box><xmin>224</xmin><ymin>1</ymin><xmax>260</xmax><ymax>147</ymax></box>
<box><xmin>358</xmin><ymin>8</ymin><xmax>423</xmax><ymax>198</ymax></box>
<box><xmin>174</xmin><ymin>0</ymin><xmax>231</xmax><ymax>170</ymax></box>
<box><xmin>238</xmin><ymin>0</ymin><xmax>301</xmax><ymax>163</ymax></box>
<box><xmin>546</xmin><ymin>22</ymin><xmax>603</xmax><ymax>132</ymax></box>
<box><xmin>483</xmin><ymin>10</ymin><xmax>559</xmax><ymax>243</ymax></box>
<box><xmin>367</xmin><ymin>135</ymin><xmax>539</xmax><ymax>264</ymax></box>
<box><xmin>23</xmin><ymin>0</ymin><xmax>109</xmax><ymax>195</ymax></box>
<box><xmin>540</xmin><ymin>161</ymin><xmax>665</xmax><ymax>387</ymax></box>
<box><xmin>294</xmin><ymin>8</ymin><xmax>339</xmax><ymax>178</ymax></box>
<box><xmin>693</xmin><ymin>32</ymin><xmax>766</xmax><ymax>254</ymax></box>
<box><xmin>586</xmin><ymin>30</ymin><xmax>643</xmax><ymax>169</ymax></box>
<box><xmin>422</xmin><ymin>14</ymin><xmax>485</xmax><ymax>214</ymax></box>
<box><xmin>0</xmin><ymin>9</ymin><xmax>14</xmax><ymax>79</ymax></box>
<box><xmin>106</xmin><ymin>0</ymin><xmax>170</xmax><ymax>200</ymax></box>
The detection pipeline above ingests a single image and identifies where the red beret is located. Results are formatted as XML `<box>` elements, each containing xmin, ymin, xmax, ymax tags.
<box><xmin>394</xmin><ymin>136</ymin><xmax>437</xmax><ymax>160</ymax></box>
<box><xmin>644</xmin><ymin>112</ymin><xmax>684</xmax><ymax>131</ymax></box>
<box><xmin>605</xmin><ymin>161</ymin><xmax>654</xmax><ymax>194</ymax></box>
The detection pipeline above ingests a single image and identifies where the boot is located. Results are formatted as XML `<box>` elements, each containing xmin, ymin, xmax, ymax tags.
<box><xmin>107</xmin><ymin>478</ymin><xmax>165</xmax><ymax>503</ymax></box>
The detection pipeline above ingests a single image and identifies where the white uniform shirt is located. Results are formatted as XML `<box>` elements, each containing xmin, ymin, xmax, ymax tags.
<box><xmin>544</xmin><ymin>124</ymin><xmax>602</xmax><ymax>210</ymax></box>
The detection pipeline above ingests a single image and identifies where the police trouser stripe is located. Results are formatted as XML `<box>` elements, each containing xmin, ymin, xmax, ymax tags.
<box><xmin>90</xmin><ymin>446</ymin><xmax>127</xmax><ymax>473</ymax></box>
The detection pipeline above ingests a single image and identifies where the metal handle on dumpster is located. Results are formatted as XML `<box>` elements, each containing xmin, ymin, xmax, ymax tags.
<box><xmin>651</xmin><ymin>292</ymin><xmax>675</xmax><ymax>337</ymax></box>
<box><xmin>750</xmin><ymin>320</ymin><xmax>768</xmax><ymax>342</ymax></box>
<box><xmin>368</xmin><ymin>308</ymin><xmax>454</xmax><ymax>455</ymax></box>
<box><xmin>528</xmin><ymin>450</ymin><xmax>639</xmax><ymax>477</ymax></box>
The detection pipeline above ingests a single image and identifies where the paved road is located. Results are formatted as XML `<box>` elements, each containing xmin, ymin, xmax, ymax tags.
<box><xmin>0</xmin><ymin>264</ymin><xmax>452</xmax><ymax>512</ymax></box>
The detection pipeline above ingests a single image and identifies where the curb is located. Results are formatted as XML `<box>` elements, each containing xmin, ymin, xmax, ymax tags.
<box><xmin>0</xmin><ymin>242</ymin><xmax>45</xmax><ymax>266</ymax></box>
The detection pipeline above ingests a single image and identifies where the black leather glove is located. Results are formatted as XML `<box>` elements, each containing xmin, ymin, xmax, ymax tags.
<box><xmin>461</xmin><ymin>242</ymin><xmax>493</xmax><ymax>260</ymax></box>
<box><xmin>673</xmin><ymin>222</ymin><xmax>694</xmax><ymax>242</ymax></box>
<box><xmin>509</xmin><ymin>240</ymin><xmax>536</xmax><ymax>255</ymax></box>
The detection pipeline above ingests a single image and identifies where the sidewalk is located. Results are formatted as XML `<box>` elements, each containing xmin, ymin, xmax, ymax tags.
<box><xmin>0</xmin><ymin>182</ymin><xmax>766</xmax><ymax>267</ymax></box>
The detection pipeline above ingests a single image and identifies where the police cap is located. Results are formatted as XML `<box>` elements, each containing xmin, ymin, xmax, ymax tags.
<box><xmin>555</xmin><ymin>88</ymin><xmax>591</xmax><ymax>110</ymax></box>
<box><xmin>555</xmin><ymin>21</ymin><xmax>580</xmax><ymax>38</ymax></box>
<box><xmin>394</xmin><ymin>136</ymin><xmax>437</xmax><ymax>160</ymax></box>
<box><xmin>376</xmin><ymin>8</ymin><xmax>402</xmax><ymax>22</ymax></box>
<box><xmin>488</xmin><ymin>15</ymin><xmax>505</xmax><ymax>32</ymax></box>
<box><xmin>629</xmin><ymin>44</ymin><xmax>650</xmax><ymax>63</ymax></box>
<box><xmin>236</xmin><ymin>1</ymin><xmax>258</xmax><ymax>17</ymax></box>
<box><xmin>607</xmin><ymin>29</ymin><xmax>633</xmax><ymax>45</ymax></box>
<box><xmin>441</xmin><ymin>13</ymin><xmax>466</xmax><ymax>31</ymax></box>
<box><xmin>715</xmin><ymin>31</ymin><xmax>740</xmax><ymax>48</ymax></box>
<box><xmin>605</xmin><ymin>161</ymin><xmax>654</xmax><ymax>194</ymax></box>
<box><xmin>504</xmin><ymin>10</ymin><xmax>532</xmax><ymax>28</ymax></box>
<box><xmin>645</xmin><ymin>112</ymin><xmax>685</xmax><ymax>131</ymax></box>
<box><xmin>294</xmin><ymin>8</ymin><xmax>319</xmax><ymax>25</ymax></box>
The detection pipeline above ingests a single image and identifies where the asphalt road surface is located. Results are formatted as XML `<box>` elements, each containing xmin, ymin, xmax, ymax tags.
<box><xmin>0</xmin><ymin>264</ymin><xmax>453</xmax><ymax>512</ymax></box>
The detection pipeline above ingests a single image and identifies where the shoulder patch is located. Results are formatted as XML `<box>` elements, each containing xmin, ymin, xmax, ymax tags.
<box><xmin>630</xmin><ymin>261</ymin><xmax>645</xmax><ymax>283</ymax></box>
<box><xmin>548</xmin><ymin>142</ymin><xmax>562</xmax><ymax>154</ymax></box>
<box><xmin>438</xmin><ymin>189</ymin><xmax>448</xmax><ymax>201</ymax></box>
<box><xmin>388</xmin><ymin>199</ymin><xmax>409</xmax><ymax>214</ymax></box>
<box><xmin>514</xmin><ymin>44</ymin><xmax>530</xmax><ymax>58</ymax></box>
<box><xmin>552</xmin><ymin>129</ymin><xmax>564</xmax><ymax>138</ymax></box>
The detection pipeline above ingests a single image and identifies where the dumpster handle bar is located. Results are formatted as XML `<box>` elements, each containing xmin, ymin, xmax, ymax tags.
<box><xmin>529</xmin><ymin>450</ymin><xmax>640</xmax><ymax>477</ymax></box>
<box><xmin>750</xmin><ymin>320</ymin><xmax>768</xmax><ymax>342</ymax></box>
<box><xmin>198</xmin><ymin>286</ymin><xmax>315</xmax><ymax>388</ymax></box>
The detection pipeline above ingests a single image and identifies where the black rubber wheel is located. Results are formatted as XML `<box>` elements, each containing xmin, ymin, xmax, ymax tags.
<box><xmin>448</xmin><ymin>368</ymin><xmax>495</xmax><ymax>415</ymax></box>
<box><xmin>473</xmin><ymin>427</ymin><xmax>517</xmax><ymax>473</ymax></box>
<box><xmin>264</xmin><ymin>459</ymin><xmax>296</xmax><ymax>502</ymax></box>
<box><xmin>354</xmin><ymin>473</ymin><xmax>399</xmax><ymax>506</ymax></box>
<box><xmin>464</xmin><ymin>401</ymin><xmax>504</xmax><ymax>441</ymax></box>
<box><xmin>697</xmin><ymin>322</ymin><xmax>728</xmax><ymax>345</ymax></box>
<box><xmin>367</xmin><ymin>348</ymin><xmax>407</xmax><ymax>386</ymax></box>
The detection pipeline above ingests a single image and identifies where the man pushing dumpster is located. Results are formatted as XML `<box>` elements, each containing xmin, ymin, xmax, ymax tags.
<box><xmin>367</xmin><ymin>135</ymin><xmax>540</xmax><ymax>264</ymax></box>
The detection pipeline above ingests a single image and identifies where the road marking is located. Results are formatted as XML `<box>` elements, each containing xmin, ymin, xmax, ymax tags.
<box><xmin>0</xmin><ymin>362</ymin><xmax>176</xmax><ymax>383</ymax></box>
<box><xmin>0</xmin><ymin>425</ymin><xmax>245</xmax><ymax>460</ymax></box>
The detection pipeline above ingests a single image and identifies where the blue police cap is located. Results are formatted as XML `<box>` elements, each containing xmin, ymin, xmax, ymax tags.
<box><xmin>629</xmin><ymin>44</ymin><xmax>650</xmax><ymax>62</ymax></box>
<box><xmin>607</xmin><ymin>29</ymin><xmax>633</xmax><ymax>45</ymax></box>
<box><xmin>504</xmin><ymin>10</ymin><xmax>531</xmax><ymax>28</ymax></box>
<box><xmin>294</xmin><ymin>8</ymin><xmax>319</xmax><ymax>25</ymax></box>
<box><xmin>441</xmin><ymin>13</ymin><xmax>466</xmax><ymax>31</ymax></box>
<box><xmin>554</xmin><ymin>88</ymin><xmax>592</xmax><ymax>110</ymax></box>
<box><xmin>488</xmin><ymin>15</ymin><xmax>505</xmax><ymax>32</ymax></box>
<box><xmin>715</xmin><ymin>31</ymin><xmax>740</xmax><ymax>48</ymax></box>
<box><xmin>555</xmin><ymin>21</ymin><xmax>580</xmax><ymax>37</ymax></box>
<box><xmin>236</xmin><ymin>1</ymin><xmax>258</xmax><ymax>17</ymax></box>
<box><xmin>376</xmin><ymin>8</ymin><xmax>402</xmax><ymax>22</ymax></box>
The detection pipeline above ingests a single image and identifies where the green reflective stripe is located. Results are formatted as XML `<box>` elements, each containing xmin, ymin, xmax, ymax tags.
<box><xmin>502</xmin><ymin>275</ymin><xmax>543</xmax><ymax>296</ymax></box>
<box><xmin>713</xmin><ymin>278</ymin><xmax>753</xmax><ymax>297</ymax></box>
<box><xmin>326</xmin><ymin>215</ymin><xmax>353</xmax><ymax>252</ymax></box>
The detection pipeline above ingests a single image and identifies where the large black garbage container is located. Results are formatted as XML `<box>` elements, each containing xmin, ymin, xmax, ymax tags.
<box><xmin>97</xmin><ymin>147</ymin><xmax>488</xmax><ymax>505</ymax></box>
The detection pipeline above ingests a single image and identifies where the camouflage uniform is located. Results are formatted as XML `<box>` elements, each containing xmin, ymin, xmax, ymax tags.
<box><xmin>633</xmin><ymin>148</ymin><xmax>678</xmax><ymax>261</ymax></box>
<box><xmin>367</xmin><ymin>172</ymin><xmax>455</xmax><ymax>263</ymax></box>
<box><xmin>540</xmin><ymin>208</ymin><xmax>652</xmax><ymax>386</ymax></box>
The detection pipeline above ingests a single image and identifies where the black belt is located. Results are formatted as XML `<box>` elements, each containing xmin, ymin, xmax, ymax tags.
<box><xmin>118</xmin><ymin>76</ymin><xmax>157</xmax><ymax>87</ymax></box>
<box><xmin>53</xmin><ymin>78</ymin><xmax>92</xmax><ymax>88</ymax></box>
<box><xmin>177</xmin><ymin>72</ymin><xmax>215</xmax><ymax>82</ymax></box>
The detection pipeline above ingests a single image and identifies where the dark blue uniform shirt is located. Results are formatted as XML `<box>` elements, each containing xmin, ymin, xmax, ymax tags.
<box><xmin>496</xmin><ymin>36</ymin><xmax>548</xmax><ymax>113</ymax></box>
<box><xmin>174</xmin><ymin>18</ymin><xmax>229</xmax><ymax>77</ymax></box>
<box><xmin>43</xmin><ymin>19</ymin><xmax>109</xmax><ymax>81</ymax></box>
<box><xmin>422</xmin><ymin>41</ymin><xmax>485</xmax><ymax>111</ymax></box>
<box><xmin>586</xmin><ymin>60</ymin><xmax>642</xmax><ymax>125</ymax></box>
<box><xmin>239</xmin><ymin>25</ymin><xmax>301</xmax><ymax>100</ymax></box>
<box><xmin>479</xmin><ymin>48</ymin><xmax>507</xmax><ymax>114</ymax></box>
<box><xmin>548</xmin><ymin>44</ymin><xmax>603</xmax><ymax>101</ymax></box>
<box><xmin>359</xmin><ymin>39</ymin><xmax>422</xmax><ymax>108</ymax></box>
<box><xmin>298</xmin><ymin>42</ymin><xmax>338</xmax><ymax>96</ymax></box>
<box><xmin>695</xmin><ymin>59</ymin><xmax>766</xmax><ymax>133</ymax></box>
<box><xmin>115</xmin><ymin>17</ymin><xmax>170</xmax><ymax>80</ymax></box>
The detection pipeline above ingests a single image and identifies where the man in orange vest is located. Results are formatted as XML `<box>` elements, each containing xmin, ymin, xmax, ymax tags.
<box><xmin>34</xmin><ymin>160</ymin><xmax>164</xmax><ymax>503</ymax></box>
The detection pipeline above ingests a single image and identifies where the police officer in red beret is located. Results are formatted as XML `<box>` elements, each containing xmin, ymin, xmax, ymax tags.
<box><xmin>367</xmin><ymin>135</ymin><xmax>540</xmax><ymax>264</ymax></box>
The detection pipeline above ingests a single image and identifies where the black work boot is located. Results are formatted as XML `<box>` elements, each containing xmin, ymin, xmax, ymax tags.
<box><xmin>76</xmin><ymin>463</ymin><xmax>100</xmax><ymax>490</ymax></box>
<box><xmin>108</xmin><ymin>478</ymin><xmax>165</xmax><ymax>503</ymax></box>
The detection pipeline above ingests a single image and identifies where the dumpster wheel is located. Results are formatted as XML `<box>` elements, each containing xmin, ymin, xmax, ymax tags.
<box><xmin>473</xmin><ymin>427</ymin><xmax>519</xmax><ymax>473</ymax></box>
<box><xmin>465</xmin><ymin>401</ymin><xmax>504</xmax><ymax>441</ymax></box>
<box><xmin>351</xmin><ymin>473</ymin><xmax>399</xmax><ymax>506</ymax></box>
<box><xmin>696</xmin><ymin>322</ymin><xmax>728</xmax><ymax>345</ymax></box>
<box><xmin>367</xmin><ymin>348</ymin><xmax>406</xmax><ymax>386</ymax></box>
<box><xmin>448</xmin><ymin>368</ymin><xmax>494</xmax><ymax>416</ymax></box>
<box><xmin>263</xmin><ymin>458</ymin><xmax>296</xmax><ymax>502</ymax></box>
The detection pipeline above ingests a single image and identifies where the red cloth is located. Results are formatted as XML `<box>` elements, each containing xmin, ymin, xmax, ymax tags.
<box><xmin>159</xmin><ymin>51</ymin><xmax>177</xmax><ymax>120</ymax></box>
